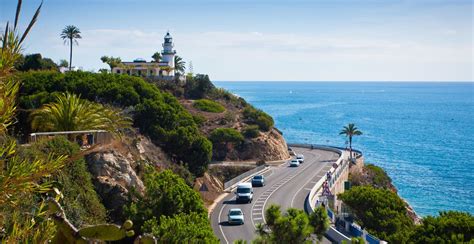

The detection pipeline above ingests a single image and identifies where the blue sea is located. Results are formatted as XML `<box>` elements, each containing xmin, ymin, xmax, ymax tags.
<box><xmin>214</xmin><ymin>81</ymin><xmax>474</xmax><ymax>217</ymax></box>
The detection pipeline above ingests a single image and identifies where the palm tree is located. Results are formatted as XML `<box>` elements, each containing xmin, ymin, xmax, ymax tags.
<box><xmin>100</xmin><ymin>56</ymin><xmax>122</xmax><ymax>72</ymax></box>
<box><xmin>151</xmin><ymin>52</ymin><xmax>161</xmax><ymax>62</ymax></box>
<box><xmin>174</xmin><ymin>55</ymin><xmax>186</xmax><ymax>74</ymax></box>
<box><xmin>60</xmin><ymin>25</ymin><xmax>81</xmax><ymax>71</ymax></box>
<box><xmin>339</xmin><ymin>123</ymin><xmax>362</xmax><ymax>159</ymax></box>
<box><xmin>30</xmin><ymin>92</ymin><xmax>131</xmax><ymax>136</ymax></box>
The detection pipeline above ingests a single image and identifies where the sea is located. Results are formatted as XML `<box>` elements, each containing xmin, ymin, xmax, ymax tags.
<box><xmin>214</xmin><ymin>81</ymin><xmax>474</xmax><ymax>217</ymax></box>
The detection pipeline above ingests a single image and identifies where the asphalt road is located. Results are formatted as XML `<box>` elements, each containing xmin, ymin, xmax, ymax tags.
<box><xmin>210</xmin><ymin>148</ymin><xmax>340</xmax><ymax>243</ymax></box>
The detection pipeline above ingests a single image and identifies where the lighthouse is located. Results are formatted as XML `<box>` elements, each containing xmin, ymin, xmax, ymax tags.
<box><xmin>161</xmin><ymin>32</ymin><xmax>176</xmax><ymax>76</ymax></box>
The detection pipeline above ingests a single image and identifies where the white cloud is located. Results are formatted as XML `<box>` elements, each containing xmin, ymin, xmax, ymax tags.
<box><xmin>22</xmin><ymin>28</ymin><xmax>473</xmax><ymax>81</ymax></box>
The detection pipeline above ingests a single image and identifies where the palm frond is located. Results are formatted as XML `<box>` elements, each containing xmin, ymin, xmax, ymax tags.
<box><xmin>13</xmin><ymin>0</ymin><xmax>22</xmax><ymax>30</ymax></box>
<box><xmin>2</xmin><ymin>21</ymin><xmax>9</xmax><ymax>51</ymax></box>
<box><xmin>19</xmin><ymin>0</ymin><xmax>43</xmax><ymax>44</ymax></box>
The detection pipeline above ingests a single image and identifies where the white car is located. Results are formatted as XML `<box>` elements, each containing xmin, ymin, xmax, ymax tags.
<box><xmin>228</xmin><ymin>208</ymin><xmax>244</xmax><ymax>225</ymax></box>
<box><xmin>296</xmin><ymin>154</ymin><xmax>305</xmax><ymax>163</ymax></box>
<box><xmin>289</xmin><ymin>159</ymin><xmax>300</xmax><ymax>167</ymax></box>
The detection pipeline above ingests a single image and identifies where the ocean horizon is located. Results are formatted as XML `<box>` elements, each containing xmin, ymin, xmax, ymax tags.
<box><xmin>214</xmin><ymin>81</ymin><xmax>474</xmax><ymax>217</ymax></box>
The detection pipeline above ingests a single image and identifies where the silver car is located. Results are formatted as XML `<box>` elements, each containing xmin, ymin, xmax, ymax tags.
<box><xmin>289</xmin><ymin>159</ymin><xmax>300</xmax><ymax>167</ymax></box>
<box><xmin>296</xmin><ymin>154</ymin><xmax>305</xmax><ymax>163</ymax></box>
<box><xmin>228</xmin><ymin>208</ymin><xmax>244</xmax><ymax>225</ymax></box>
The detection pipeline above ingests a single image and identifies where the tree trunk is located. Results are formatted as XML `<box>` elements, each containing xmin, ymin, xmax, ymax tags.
<box><xmin>69</xmin><ymin>38</ymin><xmax>73</xmax><ymax>71</ymax></box>
<box><xmin>349</xmin><ymin>136</ymin><xmax>353</xmax><ymax>159</ymax></box>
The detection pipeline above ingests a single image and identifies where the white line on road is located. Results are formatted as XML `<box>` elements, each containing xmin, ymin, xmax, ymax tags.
<box><xmin>290</xmin><ymin>152</ymin><xmax>326</xmax><ymax>208</ymax></box>
<box><xmin>218</xmin><ymin>202</ymin><xmax>230</xmax><ymax>244</ymax></box>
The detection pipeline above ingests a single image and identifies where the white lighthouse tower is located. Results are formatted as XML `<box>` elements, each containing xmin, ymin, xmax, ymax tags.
<box><xmin>161</xmin><ymin>32</ymin><xmax>176</xmax><ymax>76</ymax></box>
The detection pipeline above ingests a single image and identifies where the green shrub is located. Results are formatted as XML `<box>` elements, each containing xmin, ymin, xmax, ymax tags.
<box><xmin>19</xmin><ymin>136</ymin><xmax>107</xmax><ymax>226</ymax></box>
<box><xmin>410</xmin><ymin>211</ymin><xmax>474</xmax><ymax>243</ymax></box>
<box><xmin>209</xmin><ymin>128</ymin><xmax>244</xmax><ymax>145</ymax></box>
<box><xmin>192</xmin><ymin>115</ymin><xmax>207</xmax><ymax>126</ymax></box>
<box><xmin>142</xmin><ymin>212</ymin><xmax>218</xmax><ymax>243</ymax></box>
<box><xmin>18</xmin><ymin>71</ymin><xmax>212</xmax><ymax>176</ymax></box>
<box><xmin>124</xmin><ymin>168</ymin><xmax>208</xmax><ymax>235</ymax></box>
<box><xmin>193</xmin><ymin>99</ymin><xmax>225</xmax><ymax>113</ymax></box>
<box><xmin>243</xmin><ymin>106</ymin><xmax>274</xmax><ymax>131</ymax></box>
<box><xmin>365</xmin><ymin>164</ymin><xmax>392</xmax><ymax>189</ymax></box>
<box><xmin>184</xmin><ymin>74</ymin><xmax>215</xmax><ymax>99</ymax></box>
<box><xmin>338</xmin><ymin>186</ymin><xmax>414</xmax><ymax>242</ymax></box>
<box><xmin>242</xmin><ymin>125</ymin><xmax>260</xmax><ymax>138</ymax></box>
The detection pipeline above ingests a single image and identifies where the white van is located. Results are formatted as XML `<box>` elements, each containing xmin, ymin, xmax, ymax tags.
<box><xmin>235</xmin><ymin>182</ymin><xmax>253</xmax><ymax>203</ymax></box>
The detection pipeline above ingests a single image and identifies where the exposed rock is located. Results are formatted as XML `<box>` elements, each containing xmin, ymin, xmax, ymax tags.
<box><xmin>213</xmin><ymin>128</ymin><xmax>290</xmax><ymax>161</ymax></box>
<box><xmin>85</xmin><ymin>150</ymin><xmax>145</xmax><ymax>222</ymax></box>
<box><xmin>240</xmin><ymin>128</ymin><xmax>290</xmax><ymax>161</ymax></box>
<box><xmin>194</xmin><ymin>172</ymin><xmax>224</xmax><ymax>207</ymax></box>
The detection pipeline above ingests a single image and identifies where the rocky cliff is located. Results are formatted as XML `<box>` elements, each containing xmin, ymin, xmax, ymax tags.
<box><xmin>84</xmin><ymin>135</ymin><xmax>176</xmax><ymax>223</ymax></box>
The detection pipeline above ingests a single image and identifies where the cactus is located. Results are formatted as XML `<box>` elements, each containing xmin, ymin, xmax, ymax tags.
<box><xmin>78</xmin><ymin>223</ymin><xmax>134</xmax><ymax>241</ymax></box>
<box><xmin>46</xmin><ymin>196</ymin><xmax>156</xmax><ymax>243</ymax></box>
<box><xmin>133</xmin><ymin>234</ymin><xmax>157</xmax><ymax>244</ymax></box>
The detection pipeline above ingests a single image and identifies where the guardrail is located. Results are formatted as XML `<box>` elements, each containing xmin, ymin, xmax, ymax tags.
<box><xmin>223</xmin><ymin>165</ymin><xmax>267</xmax><ymax>190</ymax></box>
<box><xmin>294</xmin><ymin>144</ymin><xmax>352</xmax><ymax>243</ymax></box>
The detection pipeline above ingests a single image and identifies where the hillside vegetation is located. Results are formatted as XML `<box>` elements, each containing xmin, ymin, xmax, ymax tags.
<box><xmin>18</xmin><ymin>70</ymin><xmax>211</xmax><ymax>176</ymax></box>
<box><xmin>152</xmin><ymin>74</ymin><xmax>289</xmax><ymax>162</ymax></box>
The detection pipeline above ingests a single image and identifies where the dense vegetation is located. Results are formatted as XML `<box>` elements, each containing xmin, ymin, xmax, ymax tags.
<box><xmin>349</xmin><ymin>164</ymin><xmax>393</xmax><ymax>189</ymax></box>
<box><xmin>243</xmin><ymin>106</ymin><xmax>274</xmax><ymax>131</ymax></box>
<box><xmin>193</xmin><ymin>98</ymin><xmax>225</xmax><ymax>113</ymax></box>
<box><xmin>253</xmin><ymin>204</ymin><xmax>329</xmax><ymax>243</ymax></box>
<box><xmin>410</xmin><ymin>211</ymin><xmax>474</xmax><ymax>243</ymax></box>
<box><xmin>124</xmin><ymin>168</ymin><xmax>217</xmax><ymax>242</ymax></box>
<box><xmin>15</xmin><ymin>53</ymin><xmax>58</xmax><ymax>71</ymax></box>
<box><xmin>19</xmin><ymin>136</ymin><xmax>107</xmax><ymax>226</ymax></box>
<box><xmin>242</xmin><ymin>125</ymin><xmax>260</xmax><ymax>138</ymax></box>
<box><xmin>17</xmin><ymin>70</ymin><xmax>212</xmax><ymax>176</ymax></box>
<box><xmin>209</xmin><ymin>128</ymin><xmax>244</xmax><ymax>160</ymax></box>
<box><xmin>338</xmin><ymin>186</ymin><xmax>414</xmax><ymax>242</ymax></box>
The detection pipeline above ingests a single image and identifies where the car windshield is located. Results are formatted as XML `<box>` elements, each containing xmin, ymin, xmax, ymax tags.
<box><xmin>291</xmin><ymin>160</ymin><xmax>298</xmax><ymax>163</ymax></box>
<box><xmin>237</xmin><ymin>188</ymin><xmax>251</xmax><ymax>193</ymax></box>
<box><xmin>229</xmin><ymin>210</ymin><xmax>242</xmax><ymax>215</ymax></box>
<box><xmin>253</xmin><ymin>175</ymin><xmax>263</xmax><ymax>179</ymax></box>
<box><xmin>297</xmin><ymin>156</ymin><xmax>303</xmax><ymax>159</ymax></box>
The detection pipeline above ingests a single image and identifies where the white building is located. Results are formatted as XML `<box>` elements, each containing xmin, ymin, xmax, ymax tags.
<box><xmin>112</xmin><ymin>32</ymin><xmax>177</xmax><ymax>79</ymax></box>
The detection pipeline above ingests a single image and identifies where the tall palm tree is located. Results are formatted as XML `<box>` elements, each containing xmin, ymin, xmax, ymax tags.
<box><xmin>339</xmin><ymin>123</ymin><xmax>362</xmax><ymax>159</ymax></box>
<box><xmin>30</xmin><ymin>92</ymin><xmax>131</xmax><ymax>136</ymax></box>
<box><xmin>60</xmin><ymin>25</ymin><xmax>81</xmax><ymax>71</ymax></box>
<box><xmin>174</xmin><ymin>55</ymin><xmax>185</xmax><ymax>74</ymax></box>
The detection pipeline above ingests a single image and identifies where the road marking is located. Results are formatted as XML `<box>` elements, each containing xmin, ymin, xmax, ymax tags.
<box><xmin>217</xmin><ymin>202</ymin><xmax>230</xmax><ymax>244</ymax></box>
<box><xmin>290</xmin><ymin>152</ymin><xmax>326</xmax><ymax>208</ymax></box>
<box><xmin>253</xmin><ymin>217</ymin><xmax>263</xmax><ymax>220</ymax></box>
<box><xmin>253</xmin><ymin>208</ymin><xmax>262</xmax><ymax>211</ymax></box>
<box><xmin>260</xmin><ymin>152</ymin><xmax>323</xmax><ymax>225</ymax></box>
<box><xmin>304</xmin><ymin>188</ymin><xmax>313</xmax><ymax>191</ymax></box>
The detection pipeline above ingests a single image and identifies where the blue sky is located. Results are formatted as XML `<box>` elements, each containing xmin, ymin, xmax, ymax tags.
<box><xmin>1</xmin><ymin>0</ymin><xmax>472</xmax><ymax>81</ymax></box>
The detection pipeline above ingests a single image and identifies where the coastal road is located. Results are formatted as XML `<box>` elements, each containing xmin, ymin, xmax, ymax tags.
<box><xmin>210</xmin><ymin>148</ymin><xmax>339</xmax><ymax>243</ymax></box>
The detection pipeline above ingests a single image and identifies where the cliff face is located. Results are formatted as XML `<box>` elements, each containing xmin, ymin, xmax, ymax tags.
<box><xmin>84</xmin><ymin>135</ymin><xmax>174</xmax><ymax>223</ymax></box>
<box><xmin>349</xmin><ymin>161</ymin><xmax>422</xmax><ymax>224</ymax></box>
<box><xmin>236</xmin><ymin>128</ymin><xmax>289</xmax><ymax>161</ymax></box>
<box><xmin>180</xmin><ymin>98</ymin><xmax>290</xmax><ymax>162</ymax></box>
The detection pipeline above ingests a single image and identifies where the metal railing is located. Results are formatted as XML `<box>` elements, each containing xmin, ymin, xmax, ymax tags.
<box><xmin>223</xmin><ymin>165</ymin><xmax>267</xmax><ymax>190</ymax></box>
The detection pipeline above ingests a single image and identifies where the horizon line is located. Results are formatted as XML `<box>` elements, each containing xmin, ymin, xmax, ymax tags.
<box><xmin>214</xmin><ymin>80</ymin><xmax>474</xmax><ymax>83</ymax></box>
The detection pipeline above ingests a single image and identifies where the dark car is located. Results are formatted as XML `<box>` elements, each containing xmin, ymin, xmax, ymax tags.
<box><xmin>251</xmin><ymin>175</ymin><xmax>265</xmax><ymax>187</ymax></box>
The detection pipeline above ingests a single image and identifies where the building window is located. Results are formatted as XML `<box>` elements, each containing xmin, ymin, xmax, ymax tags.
<box><xmin>116</xmin><ymin>70</ymin><xmax>121</xmax><ymax>74</ymax></box>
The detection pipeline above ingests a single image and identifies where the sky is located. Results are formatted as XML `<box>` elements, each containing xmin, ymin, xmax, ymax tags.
<box><xmin>1</xmin><ymin>0</ymin><xmax>473</xmax><ymax>81</ymax></box>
